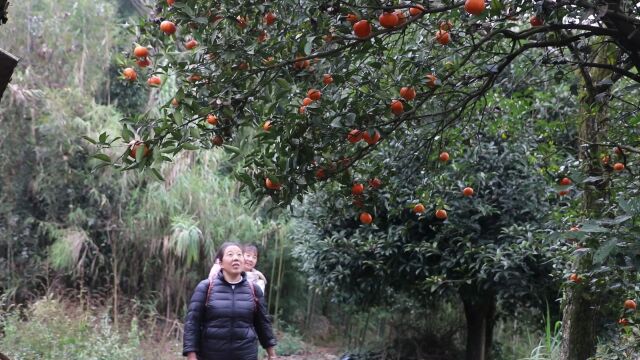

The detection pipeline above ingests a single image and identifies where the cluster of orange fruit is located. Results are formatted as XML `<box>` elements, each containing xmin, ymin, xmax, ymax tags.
<box><xmin>352</xmin><ymin>178</ymin><xmax>383</xmax><ymax>225</ymax></box>
<box><xmin>618</xmin><ymin>299</ymin><xmax>636</xmax><ymax>326</ymax></box>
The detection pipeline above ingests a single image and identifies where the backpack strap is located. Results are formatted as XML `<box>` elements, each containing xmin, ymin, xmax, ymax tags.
<box><xmin>205</xmin><ymin>274</ymin><xmax>215</xmax><ymax>305</ymax></box>
<box><xmin>247</xmin><ymin>279</ymin><xmax>259</xmax><ymax>312</ymax></box>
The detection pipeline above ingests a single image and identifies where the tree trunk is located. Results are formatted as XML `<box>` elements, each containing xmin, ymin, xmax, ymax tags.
<box><xmin>462</xmin><ymin>293</ymin><xmax>496</xmax><ymax>360</ymax></box>
<box><xmin>559</xmin><ymin>43</ymin><xmax>616</xmax><ymax>360</ymax></box>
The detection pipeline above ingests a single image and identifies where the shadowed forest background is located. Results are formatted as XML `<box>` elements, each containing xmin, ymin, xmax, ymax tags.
<box><xmin>1</xmin><ymin>0</ymin><xmax>639</xmax><ymax>359</ymax></box>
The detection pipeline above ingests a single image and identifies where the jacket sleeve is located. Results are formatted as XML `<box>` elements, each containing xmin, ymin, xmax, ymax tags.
<box><xmin>183</xmin><ymin>279</ymin><xmax>209</xmax><ymax>357</ymax></box>
<box><xmin>253</xmin><ymin>285</ymin><xmax>277</xmax><ymax>349</ymax></box>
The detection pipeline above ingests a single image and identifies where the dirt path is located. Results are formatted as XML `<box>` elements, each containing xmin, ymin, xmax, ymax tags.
<box><xmin>279</xmin><ymin>346</ymin><xmax>341</xmax><ymax>360</ymax></box>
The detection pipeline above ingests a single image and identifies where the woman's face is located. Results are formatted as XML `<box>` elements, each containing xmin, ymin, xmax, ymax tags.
<box><xmin>220</xmin><ymin>245</ymin><xmax>244</xmax><ymax>275</ymax></box>
<box><xmin>243</xmin><ymin>249</ymin><xmax>258</xmax><ymax>271</ymax></box>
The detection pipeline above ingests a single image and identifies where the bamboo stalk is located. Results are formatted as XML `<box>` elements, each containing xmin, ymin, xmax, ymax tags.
<box><xmin>273</xmin><ymin>228</ymin><xmax>285</xmax><ymax>329</ymax></box>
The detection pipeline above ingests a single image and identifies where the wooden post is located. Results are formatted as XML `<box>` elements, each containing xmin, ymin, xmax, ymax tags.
<box><xmin>0</xmin><ymin>47</ymin><xmax>18</xmax><ymax>101</ymax></box>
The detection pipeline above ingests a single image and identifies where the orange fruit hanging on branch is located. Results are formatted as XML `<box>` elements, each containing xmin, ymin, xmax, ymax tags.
<box><xmin>435</xmin><ymin>30</ymin><xmax>450</xmax><ymax>45</ymax></box>
<box><xmin>390</xmin><ymin>99</ymin><xmax>404</xmax><ymax>115</ymax></box>
<box><xmin>400</xmin><ymin>87</ymin><xmax>416</xmax><ymax>101</ymax></box>
<box><xmin>263</xmin><ymin>12</ymin><xmax>277</xmax><ymax>25</ymax></box>
<box><xmin>464</xmin><ymin>0</ymin><xmax>486</xmax><ymax>15</ymax></box>
<box><xmin>353</xmin><ymin>20</ymin><xmax>371</xmax><ymax>38</ymax></box>
<box><xmin>147</xmin><ymin>76</ymin><xmax>162</xmax><ymax>87</ymax></box>
<box><xmin>379</xmin><ymin>11</ymin><xmax>399</xmax><ymax>29</ymax></box>
<box><xmin>359</xmin><ymin>212</ymin><xmax>373</xmax><ymax>224</ymax></box>
<box><xmin>133</xmin><ymin>46</ymin><xmax>149</xmax><ymax>58</ymax></box>
<box><xmin>123</xmin><ymin>67</ymin><xmax>137</xmax><ymax>81</ymax></box>
<box><xmin>363</xmin><ymin>129</ymin><xmax>381</xmax><ymax>145</ymax></box>
<box><xmin>409</xmin><ymin>4</ymin><xmax>424</xmax><ymax>16</ymax></box>
<box><xmin>160</xmin><ymin>20</ymin><xmax>177</xmax><ymax>35</ymax></box>
<box><xmin>435</xmin><ymin>209</ymin><xmax>448</xmax><ymax>220</ymax></box>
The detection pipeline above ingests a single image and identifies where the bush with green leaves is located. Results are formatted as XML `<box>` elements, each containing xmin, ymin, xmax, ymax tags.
<box><xmin>0</xmin><ymin>297</ymin><xmax>141</xmax><ymax>359</ymax></box>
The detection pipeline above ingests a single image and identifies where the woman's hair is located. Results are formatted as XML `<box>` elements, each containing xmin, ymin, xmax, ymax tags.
<box><xmin>243</xmin><ymin>243</ymin><xmax>260</xmax><ymax>258</ymax></box>
<box><xmin>215</xmin><ymin>241</ymin><xmax>242</xmax><ymax>262</ymax></box>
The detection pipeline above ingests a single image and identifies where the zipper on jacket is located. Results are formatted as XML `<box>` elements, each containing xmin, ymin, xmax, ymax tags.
<box><xmin>230</xmin><ymin>284</ymin><xmax>235</xmax><ymax>347</ymax></box>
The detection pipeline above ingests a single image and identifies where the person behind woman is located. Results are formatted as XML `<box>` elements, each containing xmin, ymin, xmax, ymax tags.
<box><xmin>208</xmin><ymin>243</ymin><xmax>267</xmax><ymax>293</ymax></box>
<box><xmin>183</xmin><ymin>242</ymin><xmax>277</xmax><ymax>360</ymax></box>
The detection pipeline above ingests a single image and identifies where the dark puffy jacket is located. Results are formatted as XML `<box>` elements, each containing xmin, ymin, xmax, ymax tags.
<box><xmin>182</xmin><ymin>271</ymin><xmax>277</xmax><ymax>360</ymax></box>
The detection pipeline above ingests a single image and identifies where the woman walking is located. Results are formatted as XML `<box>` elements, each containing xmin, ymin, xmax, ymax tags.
<box><xmin>183</xmin><ymin>242</ymin><xmax>277</xmax><ymax>360</ymax></box>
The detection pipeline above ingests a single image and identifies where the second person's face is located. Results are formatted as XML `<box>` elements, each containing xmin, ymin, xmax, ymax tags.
<box><xmin>244</xmin><ymin>250</ymin><xmax>258</xmax><ymax>271</ymax></box>
<box><xmin>221</xmin><ymin>245</ymin><xmax>244</xmax><ymax>275</ymax></box>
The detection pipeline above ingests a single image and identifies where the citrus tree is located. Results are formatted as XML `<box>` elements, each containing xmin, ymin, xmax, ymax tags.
<box><xmin>293</xmin><ymin>137</ymin><xmax>558</xmax><ymax>359</ymax></box>
<box><xmin>90</xmin><ymin>0</ymin><xmax>640</xmax><ymax>358</ymax></box>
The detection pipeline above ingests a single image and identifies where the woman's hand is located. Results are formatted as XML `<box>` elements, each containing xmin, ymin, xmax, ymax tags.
<box><xmin>186</xmin><ymin>352</ymin><xmax>197</xmax><ymax>360</ymax></box>
<box><xmin>266</xmin><ymin>346</ymin><xmax>276</xmax><ymax>359</ymax></box>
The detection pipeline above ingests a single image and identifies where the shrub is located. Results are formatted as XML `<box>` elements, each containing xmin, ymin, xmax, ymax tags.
<box><xmin>0</xmin><ymin>297</ymin><xmax>141</xmax><ymax>360</ymax></box>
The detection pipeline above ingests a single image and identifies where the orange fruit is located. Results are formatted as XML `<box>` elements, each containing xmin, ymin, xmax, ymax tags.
<box><xmin>347</xmin><ymin>129</ymin><xmax>363</xmax><ymax>143</ymax></box>
<box><xmin>293</xmin><ymin>56</ymin><xmax>310</xmax><ymax>70</ymax></box>
<box><xmin>426</xmin><ymin>73</ymin><xmax>438</xmax><ymax>88</ymax></box>
<box><xmin>368</xmin><ymin>178</ymin><xmax>382</xmax><ymax>189</ymax></box>
<box><xmin>167</xmin><ymin>0</ymin><xmax>175</xmax><ymax>5</ymax></box>
<box><xmin>185</xmin><ymin>39</ymin><xmax>198</xmax><ymax>50</ymax></box>
<box><xmin>147</xmin><ymin>76</ymin><xmax>162</xmax><ymax>87</ymax></box>
<box><xmin>379</xmin><ymin>11</ymin><xmax>399</xmax><ymax>29</ymax></box>
<box><xmin>624</xmin><ymin>299</ymin><xmax>637</xmax><ymax>310</ymax></box>
<box><xmin>171</xmin><ymin>98</ymin><xmax>179</xmax><ymax>107</ymax></box>
<box><xmin>346</xmin><ymin>13</ymin><xmax>359</xmax><ymax>24</ymax></box>
<box><xmin>299</xmin><ymin>105</ymin><xmax>307</xmax><ymax>114</ymax></box>
<box><xmin>618</xmin><ymin>318</ymin><xmax>630</xmax><ymax>326</ymax></box>
<box><xmin>129</xmin><ymin>142</ymin><xmax>151</xmax><ymax>158</ymax></box>
<box><xmin>207</xmin><ymin>114</ymin><xmax>218</xmax><ymax>125</ymax></box>
<box><xmin>315</xmin><ymin>168</ymin><xmax>327</xmax><ymax>180</ymax></box>
<box><xmin>353</xmin><ymin>20</ymin><xmax>371</xmax><ymax>38</ymax></box>
<box><xmin>302</xmin><ymin>97</ymin><xmax>313</xmax><ymax>106</ymax></box>
<box><xmin>395</xmin><ymin>10</ymin><xmax>407</xmax><ymax>25</ymax></box>
<box><xmin>390</xmin><ymin>99</ymin><xmax>404</xmax><ymax>115</ymax></box>
<box><xmin>123</xmin><ymin>67</ymin><xmax>137</xmax><ymax>81</ymax></box>
<box><xmin>439</xmin><ymin>20</ymin><xmax>453</xmax><ymax>31</ymax></box>
<box><xmin>464</xmin><ymin>0</ymin><xmax>485</xmax><ymax>15</ymax></box>
<box><xmin>435</xmin><ymin>209</ymin><xmax>448</xmax><ymax>220</ymax></box>
<box><xmin>352</xmin><ymin>183</ymin><xmax>364</xmax><ymax>195</ymax></box>
<box><xmin>569</xmin><ymin>226</ymin><xmax>580</xmax><ymax>232</ymax></box>
<box><xmin>413</xmin><ymin>203</ymin><xmax>426</xmax><ymax>213</ymax></box>
<box><xmin>133</xmin><ymin>46</ymin><xmax>149</xmax><ymax>58</ymax></box>
<box><xmin>463</xmin><ymin>187</ymin><xmax>474</xmax><ymax>196</ymax></box>
<box><xmin>569</xmin><ymin>273</ymin><xmax>581</xmax><ymax>283</ymax></box>
<box><xmin>265</xmin><ymin>178</ymin><xmax>281</xmax><ymax>190</ymax></box>
<box><xmin>262</xmin><ymin>120</ymin><xmax>272</xmax><ymax>132</ymax></box>
<box><xmin>613</xmin><ymin>162</ymin><xmax>625</xmax><ymax>171</ymax></box>
<box><xmin>160</xmin><ymin>21</ymin><xmax>177</xmax><ymax>35</ymax></box>
<box><xmin>264</xmin><ymin>12</ymin><xmax>277</xmax><ymax>25</ymax></box>
<box><xmin>307</xmin><ymin>89</ymin><xmax>322</xmax><ymax>101</ymax></box>
<box><xmin>211</xmin><ymin>135</ymin><xmax>224</xmax><ymax>146</ymax></box>
<box><xmin>435</xmin><ymin>30</ymin><xmax>450</xmax><ymax>45</ymax></box>
<box><xmin>188</xmin><ymin>74</ymin><xmax>202</xmax><ymax>82</ymax></box>
<box><xmin>439</xmin><ymin>152</ymin><xmax>449</xmax><ymax>162</ymax></box>
<box><xmin>323</xmin><ymin>74</ymin><xmax>334</xmax><ymax>85</ymax></box>
<box><xmin>400</xmin><ymin>87</ymin><xmax>416</xmax><ymax>101</ymax></box>
<box><xmin>136</xmin><ymin>58</ymin><xmax>151</xmax><ymax>68</ymax></box>
<box><xmin>236</xmin><ymin>16</ymin><xmax>248</xmax><ymax>29</ymax></box>
<box><xmin>359</xmin><ymin>212</ymin><xmax>373</xmax><ymax>224</ymax></box>
<box><xmin>409</xmin><ymin>4</ymin><xmax>424</xmax><ymax>16</ymax></box>
<box><xmin>257</xmin><ymin>30</ymin><xmax>268</xmax><ymax>42</ymax></box>
<box><xmin>558</xmin><ymin>190</ymin><xmax>569</xmax><ymax>196</ymax></box>
<box><xmin>363</xmin><ymin>129</ymin><xmax>381</xmax><ymax>145</ymax></box>
<box><xmin>530</xmin><ymin>16</ymin><xmax>543</xmax><ymax>26</ymax></box>
<box><xmin>560</xmin><ymin>177</ymin><xmax>572</xmax><ymax>185</ymax></box>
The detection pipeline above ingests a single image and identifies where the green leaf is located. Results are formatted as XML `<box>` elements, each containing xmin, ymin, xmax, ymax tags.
<box><xmin>92</xmin><ymin>154</ymin><xmax>111</xmax><ymax>162</ymax></box>
<box><xmin>82</xmin><ymin>136</ymin><xmax>97</xmax><ymax>145</ymax></box>
<box><xmin>150</xmin><ymin>168</ymin><xmax>165</xmax><ymax>181</ymax></box>
<box><xmin>181</xmin><ymin>143</ymin><xmax>200</xmax><ymax>150</ymax></box>
<box><xmin>580</xmin><ymin>223</ymin><xmax>607</xmax><ymax>233</ymax></box>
